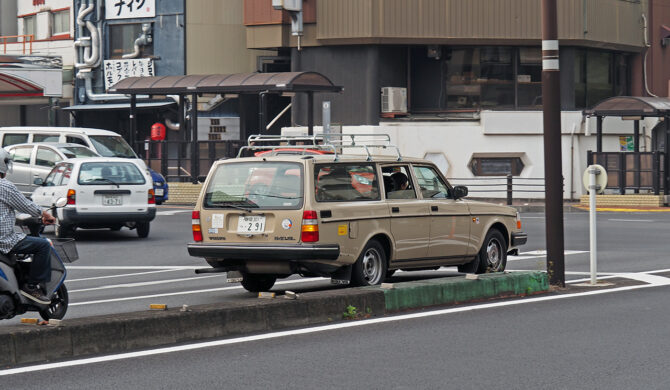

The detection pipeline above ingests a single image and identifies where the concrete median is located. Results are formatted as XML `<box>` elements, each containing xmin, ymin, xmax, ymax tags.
<box><xmin>0</xmin><ymin>271</ymin><xmax>548</xmax><ymax>366</ymax></box>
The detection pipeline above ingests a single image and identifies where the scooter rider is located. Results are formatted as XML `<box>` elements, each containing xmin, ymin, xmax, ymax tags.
<box><xmin>0</xmin><ymin>149</ymin><xmax>56</xmax><ymax>304</ymax></box>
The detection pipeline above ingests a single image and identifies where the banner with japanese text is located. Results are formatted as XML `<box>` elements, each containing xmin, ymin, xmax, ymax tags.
<box><xmin>104</xmin><ymin>59</ymin><xmax>154</xmax><ymax>90</ymax></box>
<box><xmin>105</xmin><ymin>0</ymin><xmax>155</xmax><ymax>20</ymax></box>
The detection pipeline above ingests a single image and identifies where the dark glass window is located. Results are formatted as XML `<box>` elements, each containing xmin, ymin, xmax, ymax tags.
<box><xmin>470</xmin><ymin>157</ymin><xmax>525</xmax><ymax>176</ymax></box>
<box><xmin>517</xmin><ymin>48</ymin><xmax>543</xmax><ymax>109</ymax></box>
<box><xmin>109</xmin><ymin>24</ymin><xmax>153</xmax><ymax>59</ymax></box>
<box><xmin>2</xmin><ymin>133</ymin><xmax>28</xmax><ymax>147</ymax></box>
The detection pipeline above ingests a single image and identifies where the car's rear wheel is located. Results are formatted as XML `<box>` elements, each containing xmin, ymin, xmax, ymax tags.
<box><xmin>241</xmin><ymin>273</ymin><xmax>276</xmax><ymax>292</ymax></box>
<box><xmin>110</xmin><ymin>225</ymin><xmax>122</xmax><ymax>231</ymax></box>
<box><xmin>136</xmin><ymin>222</ymin><xmax>150</xmax><ymax>238</ymax></box>
<box><xmin>351</xmin><ymin>240</ymin><xmax>387</xmax><ymax>286</ymax></box>
<box><xmin>476</xmin><ymin>229</ymin><xmax>507</xmax><ymax>273</ymax></box>
<box><xmin>55</xmin><ymin>218</ymin><xmax>74</xmax><ymax>238</ymax></box>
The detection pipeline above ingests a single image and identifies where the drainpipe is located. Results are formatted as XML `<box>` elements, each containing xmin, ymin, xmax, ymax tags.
<box><xmin>641</xmin><ymin>13</ymin><xmax>658</xmax><ymax>97</ymax></box>
<box><xmin>570</xmin><ymin>122</ymin><xmax>578</xmax><ymax>200</ymax></box>
<box><xmin>122</xmin><ymin>23</ymin><xmax>152</xmax><ymax>59</ymax></box>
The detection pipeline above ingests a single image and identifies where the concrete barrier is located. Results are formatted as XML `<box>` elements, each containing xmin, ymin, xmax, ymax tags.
<box><xmin>0</xmin><ymin>271</ymin><xmax>548</xmax><ymax>366</ymax></box>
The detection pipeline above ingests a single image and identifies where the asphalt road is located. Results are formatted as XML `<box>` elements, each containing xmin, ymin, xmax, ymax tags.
<box><xmin>3</xmin><ymin>207</ymin><xmax>669</xmax><ymax>325</ymax></box>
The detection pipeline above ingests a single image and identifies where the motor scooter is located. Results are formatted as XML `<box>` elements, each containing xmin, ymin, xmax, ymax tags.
<box><xmin>0</xmin><ymin>198</ymin><xmax>76</xmax><ymax>321</ymax></box>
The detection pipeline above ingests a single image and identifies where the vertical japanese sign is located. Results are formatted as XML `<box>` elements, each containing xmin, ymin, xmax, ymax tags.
<box><xmin>104</xmin><ymin>59</ymin><xmax>154</xmax><ymax>90</ymax></box>
<box><xmin>105</xmin><ymin>0</ymin><xmax>155</xmax><ymax>20</ymax></box>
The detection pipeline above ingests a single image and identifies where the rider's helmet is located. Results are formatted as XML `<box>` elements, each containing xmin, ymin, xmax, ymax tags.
<box><xmin>0</xmin><ymin>148</ymin><xmax>13</xmax><ymax>175</ymax></box>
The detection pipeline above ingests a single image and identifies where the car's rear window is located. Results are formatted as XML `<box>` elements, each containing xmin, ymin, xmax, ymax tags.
<box><xmin>315</xmin><ymin>163</ymin><xmax>379</xmax><ymax>202</ymax></box>
<box><xmin>89</xmin><ymin>136</ymin><xmax>137</xmax><ymax>158</ymax></box>
<box><xmin>204</xmin><ymin>162</ymin><xmax>303</xmax><ymax>209</ymax></box>
<box><xmin>77</xmin><ymin>162</ymin><xmax>146</xmax><ymax>185</ymax></box>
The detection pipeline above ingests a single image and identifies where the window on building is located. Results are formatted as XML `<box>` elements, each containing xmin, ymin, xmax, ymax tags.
<box><xmin>52</xmin><ymin>9</ymin><xmax>70</xmax><ymax>36</ymax></box>
<box><xmin>517</xmin><ymin>47</ymin><xmax>543</xmax><ymax>109</ymax></box>
<box><xmin>109</xmin><ymin>24</ymin><xmax>153</xmax><ymax>59</ymax></box>
<box><xmin>23</xmin><ymin>15</ymin><xmax>36</xmax><ymax>37</ymax></box>
<box><xmin>469</xmin><ymin>154</ymin><xmax>525</xmax><ymax>176</ymax></box>
<box><xmin>574</xmin><ymin>49</ymin><xmax>629</xmax><ymax>109</ymax></box>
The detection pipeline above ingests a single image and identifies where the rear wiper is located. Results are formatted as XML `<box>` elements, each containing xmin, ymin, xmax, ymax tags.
<box><xmin>86</xmin><ymin>178</ymin><xmax>119</xmax><ymax>188</ymax></box>
<box><xmin>214</xmin><ymin>201</ymin><xmax>258</xmax><ymax>213</ymax></box>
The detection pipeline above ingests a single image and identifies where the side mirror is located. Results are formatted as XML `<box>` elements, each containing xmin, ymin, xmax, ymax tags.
<box><xmin>452</xmin><ymin>185</ymin><xmax>468</xmax><ymax>199</ymax></box>
<box><xmin>55</xmin><ymin>198</ymin><xmax>68</xmax><ymax>208</ymax></box>
<box><xmin>33</xmin><ymin>178</ymin><xmax>44</xmax><ymax>186</ymax></box>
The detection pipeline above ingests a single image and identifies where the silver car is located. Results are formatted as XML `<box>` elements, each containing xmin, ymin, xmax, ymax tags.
<box><xmin>4</xmin><ymin>143</ymin><xmax>99</xmax><ymax>196</ymax></box>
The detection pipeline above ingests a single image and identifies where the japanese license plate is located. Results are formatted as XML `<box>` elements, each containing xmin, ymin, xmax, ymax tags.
<box><xmin>103</xmin><ymin>195</ymin><xmax>122</xmax><ymax>206</ymax></box>
<box><xmin>154</xmin><ymin>188</ymin><xmax>164</xmax><ymax>196</ymax></box>
<box><xmin>237</xmin><ymin>215</ymin><xmax>265</xmax><ymax>234</ymax></box>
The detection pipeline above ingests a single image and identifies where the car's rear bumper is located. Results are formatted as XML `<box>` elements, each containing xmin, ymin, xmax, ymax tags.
<box><xmin>511</xmin><ymin>231</ymin><xmax>527</xmax><ymax>247</ymax></box>
<box><xmin>187</xmin><ymin>242</ymin><xmax>340</xmax><ymax>261</ymax></box>
<box><xmin>62</xmin><ymin>208</ymin><xmax>156</xmax><ymax>225</ymax></box>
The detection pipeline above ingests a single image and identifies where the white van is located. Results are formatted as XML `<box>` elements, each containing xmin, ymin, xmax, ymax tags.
<box><xmin>0</xmin><ymin>127</ymin><xmax>139</xmax><ymax>161</ymax></box>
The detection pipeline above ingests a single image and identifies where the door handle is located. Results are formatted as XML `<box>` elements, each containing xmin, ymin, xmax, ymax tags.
<box><xmin>391</xmin><ymin>207</ymin><xmax>399</xmax><ymax>213</ymax></box>
<box><xmin>431</xmin><ymin>205</ymin><xmax>438</xmax><ymax>211</ymax></box>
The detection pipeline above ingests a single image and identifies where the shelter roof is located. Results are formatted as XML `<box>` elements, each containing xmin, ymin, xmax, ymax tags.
<box><xmin>586</xmin><ymin>96</ymin><xmax>670</xmax><ymax>117</ymax></box>
<box><xmin>108</xmin><ymin>72</ymin><xmax>343</xmax><ymax>95</ymax></box>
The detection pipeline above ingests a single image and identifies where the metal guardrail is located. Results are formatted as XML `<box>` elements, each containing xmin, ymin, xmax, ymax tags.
<box><xmin>448</xmin><ymin>175</ymin><xmax>547</xmax><ymax>205</ymax></box>
<box><xmin>1</xmin><ymin>34</ymin><xmax>34</xmax><ymax>54</ymax></box>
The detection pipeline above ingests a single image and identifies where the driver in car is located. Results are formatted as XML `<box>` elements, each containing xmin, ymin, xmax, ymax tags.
<box><xmin>0</xmin><ymin>149</ymin><xmax>56</xmax><ymax>304</ymax></box>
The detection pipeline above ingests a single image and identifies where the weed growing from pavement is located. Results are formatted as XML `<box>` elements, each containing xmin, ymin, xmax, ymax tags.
<box><xmin>343</xmin><ymin>305</ymin><xmax>358</xmax><ymax>320</ymax></box>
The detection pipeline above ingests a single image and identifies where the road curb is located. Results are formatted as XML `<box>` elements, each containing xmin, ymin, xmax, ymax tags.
<box><xmin>0</xmin><ymin>271</ymin><xmax>547</xmax><ymax>366</ymax></box>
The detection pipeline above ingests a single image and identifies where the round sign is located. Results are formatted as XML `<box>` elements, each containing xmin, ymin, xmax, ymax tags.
<box><xmin>582</xmin><ymin>164</ymin><xmax>608</xmax><ymax>194</ymax></box>
<box><xmin>281</xmin><ymin>218</ymin><xmax>293</xmax><ymax>230</ymax></box>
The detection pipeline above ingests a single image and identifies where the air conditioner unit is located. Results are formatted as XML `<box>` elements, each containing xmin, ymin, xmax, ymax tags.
<box><xmin>381</xmin><ymin>87</ymin><xmax>407</xmax><ymax>114</ymax></box>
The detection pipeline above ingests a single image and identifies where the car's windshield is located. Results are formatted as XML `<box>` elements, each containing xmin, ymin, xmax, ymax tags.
<box><xmin>204</xmin><ymin>162</ymin><xmax>303</xmax><ymax>209</ymax></box>
<box><xmin>89</xmin><ymin>136</ymin><xmax>137</xmax><ymax>158</ymax></box>
<box><xmin>78</xmin><ymin>162</ymin><xmax>146</xmax><ymax>185</ymax></box>
<box><xmin>59</xmin><ymin>146</ymin><xmax>98</xmax><ymax>158</ymax></box>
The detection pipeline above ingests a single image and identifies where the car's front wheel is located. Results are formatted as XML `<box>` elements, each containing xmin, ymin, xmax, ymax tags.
<box><xmin>241</xmin><ymin>273</ymin><xmax>276</xmax><ymax>292</ymax></box>
<box><xmin>476</xmin><ymin>229</ymin><xmax>507</xmax><ymax>273</ymax></box>
<box><xmin>351</xmin><ymin>240</ymin><xmax>387</xmax><ymax>286</ymax></box>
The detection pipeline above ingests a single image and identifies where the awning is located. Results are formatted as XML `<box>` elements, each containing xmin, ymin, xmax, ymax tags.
<box><xmin>0</xmin><ymin>69</ymin><xmax>62</xmax><ymax>97</ymax></box>
<box><xmin>585</xmin><ymin>96</ymin><xmax>670</xmax><ymax>117</ymax></box>
<box><xmin>63</xmin><ymin>101</ymin><xmax>176</xmax><ymax>111</ymax></box>
<box><xmin>108</xmin><ymin>72</ymin><xmax>343</xmax><ymax>95</ymax></box>
<box><xmin>0</xmin><ymin>72</ymin><xmax>43</xmax><ymax>97</ymax></box>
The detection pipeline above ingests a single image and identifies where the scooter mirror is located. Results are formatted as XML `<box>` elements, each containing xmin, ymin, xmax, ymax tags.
<box><xmin>55</xmin><ymin>198</ymin><xmax>67</xmax><ymax>208</ymax></box>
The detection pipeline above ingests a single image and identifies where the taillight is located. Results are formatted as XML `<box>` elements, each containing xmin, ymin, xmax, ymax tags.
<box><xmin>301</xmin><ymin>210</ymin><xmax>319</xmax><ymax>242</ymax></box>
<box><xmin>67</xmin><ymin>189</ymin><xmax>76</xmax><ymax>205</ymax></box>
<box><xmin>148</xmin><ymin>189</ymin><xmax>155</xmax><ymax>204</ymax></box>
<box><xmin>192</xmin><ymin>210</ymin><xmax>203</xmax><ymax>242</ymax></box>
<box><xmin>516</xmin><ymin>212</ymin><xmax>522</xmax><ymax>230</ymax></box>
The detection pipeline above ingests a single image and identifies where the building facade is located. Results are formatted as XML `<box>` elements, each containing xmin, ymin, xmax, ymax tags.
<box><xmin>245</xmin><ymin>0</ymin><xmax>670</xmax><ymax>199</ymax></box>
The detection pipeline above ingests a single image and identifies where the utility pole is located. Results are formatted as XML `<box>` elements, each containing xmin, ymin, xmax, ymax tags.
<box><xmin>542</xmin><ymin>0</ymin><xmax>565</xmax><ymax>287</ymax></box>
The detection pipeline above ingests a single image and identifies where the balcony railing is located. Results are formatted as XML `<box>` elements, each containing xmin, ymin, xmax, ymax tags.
<box><xmin>1</xmin><ymin>35</ymin><xmax>34</xmax><ymax>54</ymax></box>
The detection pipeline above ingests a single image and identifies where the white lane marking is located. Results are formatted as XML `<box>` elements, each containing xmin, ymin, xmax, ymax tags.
<box><xmin>608</xmin><ymin>219</ymin><xmax>654</xmax><ymax>222</ymax></box>
<box><xmin>68</xmin><ymin>274</ymin><xmax>224</xmax><ymax>293</ymax></box>
<box><xmin>156</xmin><ymin>210</ymin><xmax>191</xmax><ymax>216</ymax></box>
<box><xmin>5</xmin><ymin>271</ymin><xmax>670</xmax><ymax>376</ymax></box>
<box><xmin>67</xmin><ymin>266</ymin><xmax>202</xmax><ymax>270</ymax></box>
<box><xmin>69</xmin><ymin>277</ymin><xmax>327</xmax><ymax>306</ymax></box>
<box><xmin>67</xmin><ymin>269</ymin><xmax>181</xmax><ymax>283</ymax></box>
<box><xmin>520</xmin><ymin>216</ymin><xmax>545</xmax><ymax>219</ymax></box>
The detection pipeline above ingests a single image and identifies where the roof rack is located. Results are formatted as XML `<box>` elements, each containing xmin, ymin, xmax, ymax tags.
<box><xmin>237</xmin><ymin>133</ymin><xmax>402</xmax><ymax>161</ymax></box>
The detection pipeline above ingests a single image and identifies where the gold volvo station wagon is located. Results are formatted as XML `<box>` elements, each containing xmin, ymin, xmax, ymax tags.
<box><xmin>187</xmin><ymin>135</ymin><xmax>527</xmax><ymax>292</ymax></box>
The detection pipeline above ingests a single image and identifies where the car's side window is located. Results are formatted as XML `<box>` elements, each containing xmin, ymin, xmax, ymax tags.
<box><xmin>315</xmin><ymin>163</ymin><xmax>379</xmax><ymax>202</ymax></box>
<box><xmin>2</xmin><ymin>133</ymin><xmax>28</xmax><ymax>147</ymax></box>
<box><xmin>33</xmin><ymin>134</ymin><xmax>59</xmax><ymax>142</ymax></box>
<box><xmin>36</xmin><ymin>147</ymin><xmax>61</xmax><ymax>167</ymax></box>
<box><xmin>60</xmin><ymin>164</ymin><xmax>73</xmax><ymax>186</ymax></box>
<box><xmin>413</xmin><ymin>166</ymin><xmax>451</xmax><ymax>199</ymax></box>
<box><xmin>44</xmin><ymin>164</ymin><xmax>65</xmax><ymax>186</ymax></box>
<box><xmin>381</xmin><ymin>165</ymin><xmax>416</xmax><ymax>199</ymax></box>
<box><xmin>10</xmin><ymin>146</ymin><xmax>33</xmax><ymax>164</ymax></box>
<box><xmin>66</xmin><ymin>136</ymin><xmax>88</xmax><ymax>146</ymax></box>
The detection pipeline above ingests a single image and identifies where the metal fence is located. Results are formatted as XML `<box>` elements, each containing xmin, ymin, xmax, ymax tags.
<box><xmin>142</xmin><ymin>140</ymin><xmax>242</xmax><ymax>182</ymax></box>
<box><xmin>587</xmin><ymin>151</ymin><xmax>664</xmax><ymax>195</ymax></box>
<box><xmin>448</xmin><ymin>175</ymin><xmax>547</xmax><ymax>205</ymax></box>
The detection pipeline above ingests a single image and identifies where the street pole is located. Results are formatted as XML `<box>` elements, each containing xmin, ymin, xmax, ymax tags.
<box><xmin>542</xmin><ymin>0</ymin><xmax>565</xmax><ymax>287</ymax></box>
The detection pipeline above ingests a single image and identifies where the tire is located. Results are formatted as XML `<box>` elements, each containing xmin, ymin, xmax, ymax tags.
<box><xmin>474</xmin><ymin>229</ymin><xmax>507</xmax><ymax>274</ymax></box>
<box><xmin>39</xmin><ymin>284</ymin><xmax>68</xmax><ymax>321</ymax></box>
<box><xmin>241</xmin><ymin>273</ymin><xmax>276</xmax><ymax>292</ymax></box>
<box><xmin>457</xmin><ymin>256</ymin><xmax>480</xmax><ymax>274</ymax></box>
<box><xmin>156</xmin><ymin>200</ymin><xmax>163</xmax><ymax>206</ymax></box>
<box><xmin>55</xmin><ymin>218</ymin><xmax>73</xmax><ymax>238</ymax></box>
<box><xmin>351</xmin><ymin>240</ymin><xmax>387</xmax><ymax>286</ymax></box>
<box><xmin>110</xmin><ymin>225</ymin><xmax>122</xmax><ymax>231</ymax></box>
<box><xmin>136</xmin><ymin>222</ymin><xmax>150</xmax><ymax>238</ymax></box>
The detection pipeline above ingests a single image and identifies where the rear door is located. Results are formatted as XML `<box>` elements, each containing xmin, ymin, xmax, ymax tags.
<box><xmin>6</xmin><ymin>145</ymin><xmax>35</xmax><ymax>194</ymax></box>
<box><xmin>32</xmin><ymin>146</ymin><xmax>62</xmax><ymax>192</ymax></box>
<box><xmin>75</xmin><ymin>161</ymin><xmax>151</xmax><ymax>214</ymax></box>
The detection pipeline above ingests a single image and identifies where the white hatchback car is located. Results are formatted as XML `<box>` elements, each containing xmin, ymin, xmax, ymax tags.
<box><xmin>31</xmin><ymin>158</ymin><xmax>156</xmax><ymax>238</ymax></box>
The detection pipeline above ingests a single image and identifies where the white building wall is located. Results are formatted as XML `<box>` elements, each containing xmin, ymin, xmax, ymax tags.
<box><xmin>284</xmin><ymin>111</ymin><xmax>653</xmax><ymax>201</ymax></box>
